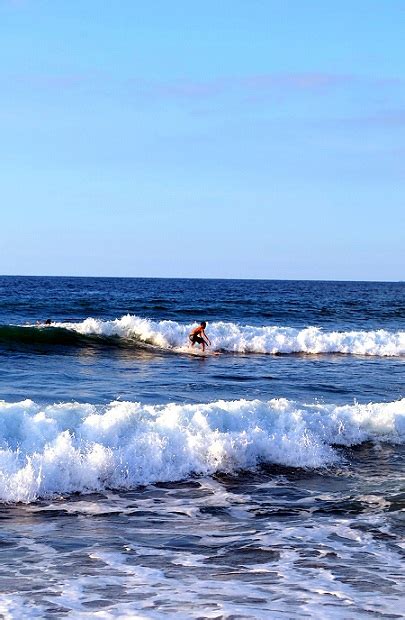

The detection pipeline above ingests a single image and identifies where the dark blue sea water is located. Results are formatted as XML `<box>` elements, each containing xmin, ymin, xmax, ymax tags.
<box><xmin>0</xmin><ymin>277</ymin><xmax>404</xmax><ymax>618</ymax></box>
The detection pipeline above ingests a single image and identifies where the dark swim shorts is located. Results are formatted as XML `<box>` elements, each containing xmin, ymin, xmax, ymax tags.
<box><xmin>189</xmin><ymin>334</ymin><xmax>204</xmax><ymax>345</ymax></box>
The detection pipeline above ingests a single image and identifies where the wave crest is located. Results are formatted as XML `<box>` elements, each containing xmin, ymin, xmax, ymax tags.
<box><xmin>2</xmin><ymin>316</ymin><xmax>404</xmax><ymax>356</ymax></box>
<box><xmin>59</xmin><ymin>315</ymin><xmax>405</xmax><ymax>356</ymax></box>
<box><xmin>1</xmin><ymin>397</ymin><xmax>404</xmax><ymax>503</ymax></box>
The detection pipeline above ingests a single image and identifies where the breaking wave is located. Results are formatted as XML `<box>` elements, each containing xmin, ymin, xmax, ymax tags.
<box><xmin>8</xmin><ymin>315</ymin><xmax>405</xmax><ymax>356</ymax></box>
<box><xmin>1</xmin><ymin>397</ymin><xmax>404</xmax><ymax>503</ymax></box>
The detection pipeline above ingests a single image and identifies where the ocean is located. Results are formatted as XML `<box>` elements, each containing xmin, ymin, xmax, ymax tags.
<box><xmin>0</xmin><ymin>276</ymin><xmax>404</xmax><ymax>619</ymax></box>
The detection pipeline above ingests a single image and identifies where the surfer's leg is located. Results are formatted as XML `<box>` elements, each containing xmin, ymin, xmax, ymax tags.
<box><xmin>199</xmin><ymin>337</ymin><xmax>205</xmax><ymax>352</ymax></box>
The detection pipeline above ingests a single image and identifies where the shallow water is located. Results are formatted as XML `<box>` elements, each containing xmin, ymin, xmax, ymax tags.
<box><xmin>1</xmin><ymin>447</ymin><xmax>404</xmax><ymax>619</ymax></box>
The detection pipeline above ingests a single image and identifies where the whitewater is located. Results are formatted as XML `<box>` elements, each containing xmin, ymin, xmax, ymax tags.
<box><xmin>30</xmin><ymin>314</ymin><xmax>405</xmax><ymax>356</ymax></box>
<box><xmin>1</xmin><ymin>397</ymin><xmax>404</xmax><ymax>503</ymax></box>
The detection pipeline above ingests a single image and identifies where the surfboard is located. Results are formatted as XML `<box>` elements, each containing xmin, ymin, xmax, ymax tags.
<box><xmin>174</xmin><ymin>346</ymin><xmax>221</xmax><ymax>357</ymax></box>
<box><xmin>186</xmin><ymin>350</ymin><xmax>221</xmax><ymax>357</ymax></box>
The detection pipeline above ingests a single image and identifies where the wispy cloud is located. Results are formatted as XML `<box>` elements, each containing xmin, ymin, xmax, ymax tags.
<box><xmin>132</xmin><ymin>72</ymin><xmax>356</xmax><ymax>101</ymax></box>
<box><xmin>3</xmin><ymin>69</ymin><xmax>404</xmax><ymax>128</ymax></box>
<box><xmin>323</xmin><ymin>108</ymin><xmax>405</xmax><ymax>130</ymax></box>
<box><xmin>359</xmin><ymin>109</ymin><xmax>405</xmax><ymax>127</ymax></box>
<box><xmin>126</xmin><ymin>73</ymin><xmax>405</xmax><ymax>139</ymax></box>
<box><xmin>5</xmin><ymin>70</ymin><xmax>403</xmax><ymax>102</ymax></box>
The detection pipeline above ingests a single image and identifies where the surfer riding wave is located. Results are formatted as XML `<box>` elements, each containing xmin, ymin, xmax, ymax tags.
<box><xmin>189</xmin><ymin>321</ymin><xmax>211</xmax><ymax>352</ymax></box>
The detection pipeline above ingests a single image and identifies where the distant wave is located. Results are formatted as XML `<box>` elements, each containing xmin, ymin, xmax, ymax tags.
<box><xmin>4</xmin><ymin>315</ymin><xmax>404</xmax><ymax>356</ymax></box>
<box><xmin>0</xmin><ymin>397</ymin><xmax>404</xmax><ymax>502</ymax></box>
<box><xmin>0</xmin><ymin>324</ymin><xmax>93</xmax><ymax>346</ymax></box>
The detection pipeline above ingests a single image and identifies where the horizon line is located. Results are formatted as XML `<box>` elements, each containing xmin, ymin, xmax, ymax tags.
<box><xmin>0</xmin><ymin>274</ymin><xmax>403</xmax><ymax>284</ymax></box>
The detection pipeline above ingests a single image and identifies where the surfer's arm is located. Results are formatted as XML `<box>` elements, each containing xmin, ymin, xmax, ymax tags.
<box><xmin>202</xmin><ymin>330</ymin><xmax>211</xmax><ymax>345</ymax></box>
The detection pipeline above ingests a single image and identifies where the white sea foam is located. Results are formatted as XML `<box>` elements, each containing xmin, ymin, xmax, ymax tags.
<box><xmin>53</xmin><ymin>315</ymin><xmax>405</xmax><ymax>356</ymax></box>
<box><xmin>0</xmin><ymin>397</ymin><xmax>404</xmax><ymax>503</ymax></box>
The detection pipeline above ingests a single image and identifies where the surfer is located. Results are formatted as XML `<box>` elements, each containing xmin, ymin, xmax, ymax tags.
<box><xmin>189</xmin><ymin>321</ymin><xmax>211</xmax><ymax>352</ymax></box>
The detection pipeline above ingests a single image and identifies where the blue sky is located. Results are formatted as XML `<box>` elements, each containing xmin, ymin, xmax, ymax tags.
<box><xmin>1</xmin><ymin>0</ymin><xmax>404</xmax><ymax>279</ymax></box>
